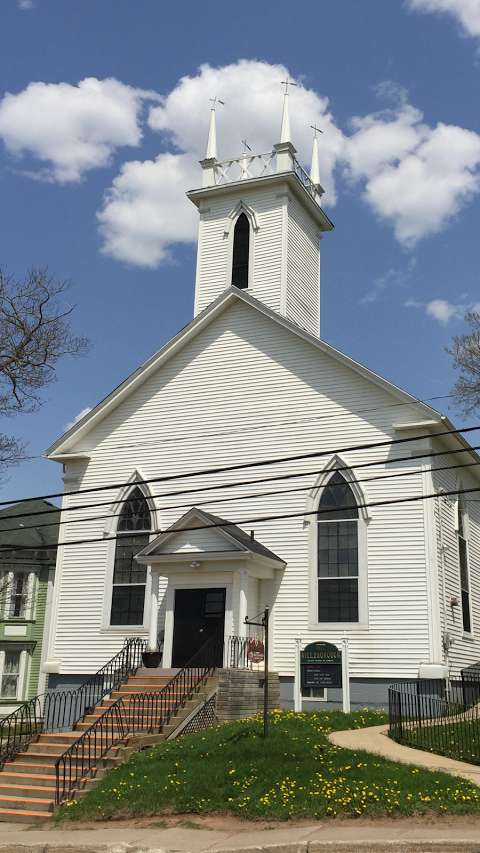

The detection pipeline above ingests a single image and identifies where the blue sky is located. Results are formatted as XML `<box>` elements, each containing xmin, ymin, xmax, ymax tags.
<box><xmin>0</xmin><ymin>0</ymin><xmax>479</xmax><ymax>503</ymax></box>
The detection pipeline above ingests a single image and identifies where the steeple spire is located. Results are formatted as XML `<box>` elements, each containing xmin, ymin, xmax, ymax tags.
<box><xmin>310</xmin><ymin>124</ymin><xmax>323</xmax><ymax>187</ymax></box>
<box><xmin>280</xmin><ymin>79</ymin><xmax>297</xmax><ymax>143</ymax></box>
<box><xmin>205</xmin><ymin>96</ymin><xmax>224</xmax><ymax>160</ymax></box>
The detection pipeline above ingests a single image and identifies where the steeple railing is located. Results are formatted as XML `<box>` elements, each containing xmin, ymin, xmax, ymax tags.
<box><xmin>213</xmin><ymin>151</ymin><xmax>277</xmax><ymax>185</ymax></box>
<box><xmin>212</xmin><ymin>149</ymin><xmax>319</xmax><ymax>202</ymax></box>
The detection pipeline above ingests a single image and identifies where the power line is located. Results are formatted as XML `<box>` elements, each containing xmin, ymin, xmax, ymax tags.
<box><xmin>1</xmin><ymin>421</ymin><xmax>479</xmax><ymax>509</ymax></box>
<box><xmin>50</xmin><ymin>393</ymin><xmax>456</xmax><ymax>456</ymax></box>
<box><xmin>2</xmin><ymin>456</ymin><xmax>480</xmax><ymax>537</ymax></box>
<box><xmin>1</xmin><ymin>438</ymin><xmax>480</xmax><ymax>527</ymax></box>
<box><xmin>0</xmin><ymin>482</ymin><xmax>478</xmax><ymax>554</ymax></box>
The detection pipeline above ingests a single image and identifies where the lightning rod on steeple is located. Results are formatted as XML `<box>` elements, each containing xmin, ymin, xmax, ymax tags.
<box><xmin>205</xmin><ymin>97</ymin><xmax>224</xmax><ymax>160</ymax></box>
<box><xmin>310</xmin><ymin>123</ymin><xmax>323</xmax><ymax>187</ymax></box>
<box><xmin>280</xmin><ymin>78</ymin><xmax>297</xmax><ymax>143</ymax></box>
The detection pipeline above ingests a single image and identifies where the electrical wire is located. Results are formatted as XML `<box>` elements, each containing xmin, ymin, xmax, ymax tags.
<box><xmin>1</xmin><ymin>438</ymin><xmax>480</xmax><ymax>526</ymax></box>
<box><xmin>1</xmin><ymin>421</ymin><xmax>478</xmax><ymax>509</ymax></box>
<box><xmin>2</xmin><ymin>456</ymin><xmax>480</xmax><ymax>537</ymax></box>
<box><xmin>0</xmin><ymin>482</ymin><xmax>478</xmax><ymax>554</ymax></box>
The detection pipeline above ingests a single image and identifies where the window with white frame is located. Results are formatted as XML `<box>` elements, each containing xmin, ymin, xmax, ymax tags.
<box><xmin>457</xmin><ymin>499</ymin><xmax>472</xmax><ymax>634</ymax></box>
<box><xmin>110</xmin><ymin>487</ymin><xmax>151</xmax><ymax>626</ymax></box>
<box><xmin>302</xmin><ymin>686</ymin><xmax>326</xmax><ymax>701</ymax></box>
<box><xmin>0</xmin><ymin>649</ymin><xmax>22</xmax><ymax>699</ymax></box>
<box><xmin>317</xmin><ymin>471</ymin><xmax>359</xmax><ymax>623</ymax></box>
<box><xmin>1</xmin><ymin>570</ymin><xmax>34</xmax><ymax>619</ymax></box>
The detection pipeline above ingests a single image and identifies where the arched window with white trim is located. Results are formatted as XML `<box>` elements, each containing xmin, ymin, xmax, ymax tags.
<box><xmin>110</xmin><ymin>486</ymin><xmax>151</xmax><ymax>626</ymax></box>
<box><xmin>317</xmin><ymin>471</ymin><xmax>359</xmax><ymax>623</ymax></box>
<box><xmin>231</xmin><ymin>212</ymin><xmax>250</xmax><ymax>289</ymax></box>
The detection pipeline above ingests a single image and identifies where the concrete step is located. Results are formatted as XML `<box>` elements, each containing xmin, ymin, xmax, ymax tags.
<box><xmin>0</xmin><ymin>794</ymin><xmax>54</xmax><ymax>812</ymax></box>
<box><xmin>0</xmin><ymin>771</ymin><xmax>58</xmax><ymax>787</ymax></box>
<box><xmin>0</xmin><ymin>782</ymin><xmax>56</xmax><ymax>799</ymax></box>
<box><xmin>0</xmin><ymin>807</ymin><xmax>52</xmax><ymax>823</ymax></box>
<box><xmin>5</xmin><ymin>761</ymin><xmax>57</xmax><ymax>775</ymax></box>
<box><xmin>15</xmin><ymin>751</ymin><xmax>59</xmax><ymax>764</ymax></box>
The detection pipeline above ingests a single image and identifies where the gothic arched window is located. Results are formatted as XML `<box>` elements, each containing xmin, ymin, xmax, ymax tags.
<box><xmin>110</xmin><ymin>487</ymin><xmax>151</xmax><ymax>626</ymax></box>
<box><xmin>317</xmin><ymin>471</ymin><xmax>359</xmax><ymax>623</ymax></box>
<box><xmin>231</xmin><ymin>212</ymin><xmax>250</xmax><ymax>289</ymax></box>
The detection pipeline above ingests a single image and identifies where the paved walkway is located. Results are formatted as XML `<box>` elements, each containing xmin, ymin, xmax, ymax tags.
<box><xmin>328</xmin><ymin>724</ymin><xmax>480</xmax><ymax>786</ymax></box>
<box><xmin>2</xmin><ymin>818</ymin><xmax>480</xmax><ymax>852</ymax></box>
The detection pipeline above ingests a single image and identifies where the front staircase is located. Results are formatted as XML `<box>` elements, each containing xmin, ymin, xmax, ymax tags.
<box><xmin>0</xmin><ymin>667</ymin><xmax>216</xmax><ymax>823</ymax></box>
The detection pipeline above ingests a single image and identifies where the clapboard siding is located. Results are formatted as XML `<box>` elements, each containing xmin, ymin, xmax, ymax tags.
<box><xmin>48</xmin><ymin>298</ymin><xmax>438</xmax><ymax>678</ymax></box>
<box><xmin>287</xmin><ymin>194</ymin><xmax>320</xmax><ymax>336</ymax></box>
<box><xmin>432</xmin><ymin>459</ymin><xmax>480</xmax><ymax>675</ymax></box>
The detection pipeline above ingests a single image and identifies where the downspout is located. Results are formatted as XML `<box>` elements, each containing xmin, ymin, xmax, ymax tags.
<box><xmin>437</xmin><ymin>493</ymin><xmax>453</xmax><ymax>694</ymax></box>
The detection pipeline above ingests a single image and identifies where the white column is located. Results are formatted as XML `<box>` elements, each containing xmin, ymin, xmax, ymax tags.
<box><xmin>294</xmin><ymin>638</ymin><xmax>302</xmax><ymax>712</ymax></box>
<box><xmin>238</xmin><ymin>570</ymin><xmax>248</xmax><ymax>636</ymax></box>
<box><xmin>342</xmin><ymin>635</ymin><xmax>351</xmax><ymax>713</ymax></box>
<box><xmin>148</xmin><ymin>570</ymin><xmax>159</xmax><ymax>650</ymax></box>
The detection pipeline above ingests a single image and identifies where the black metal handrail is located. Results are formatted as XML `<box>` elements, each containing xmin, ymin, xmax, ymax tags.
<box><xmin>54</xmin><ymin>632</ymin><xmax>220</xmax><ymax>804</ymax></box>
<box><xmin>0</xmin><ymin>637</ymin><xmax>146</xmax><ymax>768</ymax></box>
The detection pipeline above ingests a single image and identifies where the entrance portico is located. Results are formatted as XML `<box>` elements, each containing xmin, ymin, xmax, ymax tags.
<box><xmin>135</xmin><ymin>507</ymin><xmax>285</xmax><ymax>668</ymax></box>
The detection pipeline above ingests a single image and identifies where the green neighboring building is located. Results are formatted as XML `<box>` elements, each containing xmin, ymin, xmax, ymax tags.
<box><xmin>0</xmin><ymin>500</ymin><xmax>59</xmax><ymax>716</ymax></box>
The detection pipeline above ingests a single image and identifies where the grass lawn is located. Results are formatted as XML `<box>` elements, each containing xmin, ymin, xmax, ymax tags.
<box><xmin>58</xmin><ymin>710</ymin><xmax>480</xmax><ymax>821</ymax></box>
<box><xmin>400</xmin><ymin>719</ymin><xmax>480</xmax><ymax>766</ymax></box>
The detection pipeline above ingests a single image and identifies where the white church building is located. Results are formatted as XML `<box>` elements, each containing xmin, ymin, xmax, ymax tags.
<box><xmin>43</xmin><ymin>94</ymin><xmax>480</xmax><ymax>708</ymax></box>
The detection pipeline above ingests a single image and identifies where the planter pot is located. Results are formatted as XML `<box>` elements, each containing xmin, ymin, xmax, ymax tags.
<box><xmin>142</xmin><ymin>650</ymin><xmax>162</xmax><ymax>668</ymax></box>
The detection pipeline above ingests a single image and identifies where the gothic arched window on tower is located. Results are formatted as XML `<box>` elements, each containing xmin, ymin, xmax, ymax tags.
<box><xmin>317</xmin><ymin>471</ymin><xmax>359</xmax><ymax>623</ymax></box>
<box><xmin>231</xmin><ymin>212</ymin><xmax>250</xmax><ymax>289</ymax></box>
<box><xmin>110</xmin><ymin>486</ymin><xmax>151</xmax><ymax>626</ymax></box>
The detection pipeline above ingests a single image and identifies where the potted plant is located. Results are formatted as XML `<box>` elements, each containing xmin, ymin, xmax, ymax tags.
<box><xmin>142</xmin><ymin>642</ymin><xmax>162</xmax><ymax>668</ymax></box>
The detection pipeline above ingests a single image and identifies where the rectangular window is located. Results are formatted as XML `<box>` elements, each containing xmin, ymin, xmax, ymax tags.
<box><xmin>302</xmin><ymin>686</ymin><xmax>326</xmax><ymax>701</ymax></box>
<box><xmin>0</xmin><ymin>650</ymin><xmax>21</xmax><ymax>699</ymax></box>
<box><xmin>9</xmin><ymin>573</ymin><xmax>29</xmax><ymax>618</ymax></box>
<box><xmin>110</xmin><ymin>534</ymin><xmax>148</xmax><ymax>626</ymax></box>
<box><xmin>458</xmin><ymin>507</ymin><xmax>472</xmax><ymax>633</ymax></box>
<box><xmin>318</xmin><ymin>521</ymin><xmax>359</xmax><ymax>622</ymax></box>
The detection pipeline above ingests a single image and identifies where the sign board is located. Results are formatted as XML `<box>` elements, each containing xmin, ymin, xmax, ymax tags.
<box><xmin>247</xmin><ymin>638</ymin><xmax>265</xmax><ymax>664</ymax></box>
<box><xmin>301</xmin><ymin>641</ymin><xmax>342</xmax><ymax>690</ymax></box>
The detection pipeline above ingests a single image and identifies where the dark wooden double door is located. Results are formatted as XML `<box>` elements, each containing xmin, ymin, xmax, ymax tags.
<box><xmin>171</xmin><ymin>587</ymin><xmax>225</xmax><ymax>667</ymax></box>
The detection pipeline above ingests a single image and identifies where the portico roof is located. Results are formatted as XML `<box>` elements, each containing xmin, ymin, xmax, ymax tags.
<box><xmin>135</xmin><ymin>506</ymin><xmax>286</xmax><ymax>573</ymax></box>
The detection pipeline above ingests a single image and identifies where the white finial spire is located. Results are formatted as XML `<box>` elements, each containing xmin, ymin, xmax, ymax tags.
<box><xmin>205</xmin><ymin>97</ymin><xmax>224</xmax><ymax>160</ymax></box>
<box><xmin>280</xmin><ymin>79</ymin><xmax>297</xmax><ymax>143</ymax></box>
<box><xmin>310</xmin><ymin>124</ymin><xmax>323</xmax><ymax>186</ymax></box>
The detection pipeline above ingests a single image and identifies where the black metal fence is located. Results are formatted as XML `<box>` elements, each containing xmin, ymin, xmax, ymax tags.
<box><xmin>54</xmin><ymin>631</ymin><xmax>219</xmax><ymax>804</ymax></box>
<box><xmin>0</xmin><ymin>637</ymin><xmax>147</xmax><ymax>768</ymax></box>
<box><xmin>389</xmin><ymin>677</ymin><xmax>480</xmax><ymax>766</ymax></box>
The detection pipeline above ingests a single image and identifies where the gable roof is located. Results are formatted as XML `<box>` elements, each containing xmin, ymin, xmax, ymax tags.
<box><xmin>136</xmin><ymin>506</ymin><xmax>285</xmax><ymax>565</ymax></box>
<box><xmin>0</xmin><ymin>499</ymin><xmax>60</xmax><ymax>551</ymax></box>
<box><xmin>46</xmin><ymin>285</ymin><xmax>448</xmax><ymax>460</ymax></box>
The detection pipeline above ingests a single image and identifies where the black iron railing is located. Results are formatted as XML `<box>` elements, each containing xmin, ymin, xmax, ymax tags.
<box><xmin>54</xmin><ymin>632</ymin><xmax>220</xmax><ymax>804</ymax></box>
<box><xmin>0</xmin><ymin>637</ymin><xmax>146</xmax><ymax>768</ymax></box>
<box><xmin>389</xmin><ymin>678</ymin><xmax>480</xmax><ymax>766</ymax></box>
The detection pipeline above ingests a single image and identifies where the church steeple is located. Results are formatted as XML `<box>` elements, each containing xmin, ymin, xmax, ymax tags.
<box><xmin>188</xmin><ymin>91</ymin><xmax>333</xmax><ymax>338</ymax></box>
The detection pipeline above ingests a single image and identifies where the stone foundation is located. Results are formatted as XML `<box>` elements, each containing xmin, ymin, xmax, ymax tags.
<box><xmin>216</xmin><ymin>667</ymin><xmax>280</xmax><ymax>721</ymax></box>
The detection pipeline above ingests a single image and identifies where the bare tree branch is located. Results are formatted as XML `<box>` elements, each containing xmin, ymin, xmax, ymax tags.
<box><xmin>0</xmin><ymin>267</ymin><xmax>89</xmax><ymax>477</ymax></box>
<box><xmin>447</xmin><ymin>310</ymin><xmax>480</xmax><ymax>415</ymax></box>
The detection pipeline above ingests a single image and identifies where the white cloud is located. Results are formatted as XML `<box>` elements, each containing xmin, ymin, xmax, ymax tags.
<box><xmin>98</xmin><ymin>60</ymin><xmax>345</xmax><ymax>266</ymax></box>
<box><xmin>0</xmin><ymin>78</ymin><xmax>158</xmax><ymax>182</ymax></box>
<box><xmin>360</xmin><ymin>257</ymin><xmax>417</xmax><ymax>304</ymax></box>
<box><xmin>407</xmin><ymin>0</ymin><xmax>480</xmax><ymax>39</ymax></box>
<box><xmin>97</xmin><ymin>153</ymin><xmax>199</xmax><ymax>267</ymax></box>
<box><xmin>65</xmin><ymin>407</ymin><xmax>92</xmax><ymax>431</ymax></box>
<box><xmin>406</xmin><ymin>297</ymin><xmax>480</xmax><ymax>323</ymax></box>
<box><xmin>345</xmin><ymin>93</ymin><xmax>480</xmax><ymax>246</ymax></box>
<box><xmin>18</xmin><ymin>0</ymin><xmax>34</xmax><ymax>9</ymax></box>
